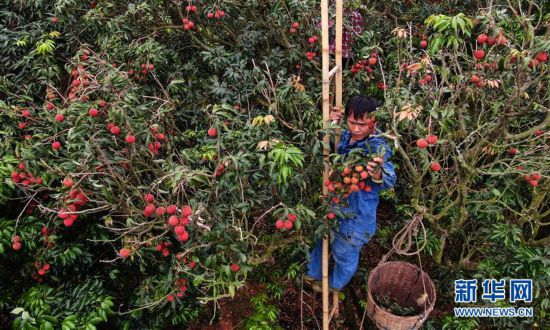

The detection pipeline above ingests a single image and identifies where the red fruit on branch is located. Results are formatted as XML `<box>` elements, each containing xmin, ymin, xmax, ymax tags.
<box><xmin>471</xmin><ymin>75</ymin><xmax>480</xmax><ymax>83</ymax></box>
<box><xmin>430</xmin><ymin>162</ymin><xmax>442</xmax><ymax>172</ymax></box>
<box><xmin>125</xmin><ymin>135</ymin><xmax>136</xmax><ymax>144</ymax></box>
<box><xmin>476</xmin><ymin>34</ymin><xmax>488</xmax><ymax>44</ymax></box>
<box><xmin>536</xmin><ymin>52</ymin><xmax>548</xmax><ymax>63</ymax></box>
<box><xmin>179</xmin><ymin>217</ymin><xmax>189</xmax><ymax>226</ymax></box>
<box><xmin>155</xmin><ymin>206</ymin><xmax>166</xmax><ymax>217</ymax></box>
<box><xmin>52</xmin><ymin>141</ymin><xmax>61</xmax><ymax>150</ymax></box>
<box><xmin>166</xmin><ymin>294</ymin><xmax>174</xmax><ymax>302</ymax></box>
<box><xmin>182</xmin><ymin>205</ymin><xmax>192</xmax><ymax>217</ymax></box>
<box><xmin>426</xmin><ymin>134</ymin><xmax>438</xmax><ymax>145</ymax></box>
<box><xmin>167</xmin><ymin>205</ymin><xmax>178</xmax><ymax>214</ymax></box>
<box><xmin>416</xmin><ymin>139</ymin><xmax>428</xmax><ymax>148</ymax></box>
<box><xmin>327</xmin><ymin>212</ymin><xmax>335</xmax><ymax>220</ymax></box>
<box><xmin>168</xmin><ymin>216</ymin><xmax>179</xmax><ymax>227</ymax></box>
<box><xmin>110</xmin><ymin>125</ymin><xmax>120</xmax><ymax>135</ymax></box>
<box><xmin>58</xmin><ymin>209</ymin><xmax>68</xmax><ymax>219</ymax></box>
<box><xmin>88</xmin><ymin>108</ymin><xmax>98</xmax><ymax>116</ymax></box>
<box><xmin>63</xmin><ymin>177</ymin><xmax>73</xmax><ymax>188</ymax></box>
<box><xmin>177</xmin><ymin>231</ymin><xmax>189</xmax><ymax>241</ymax></box>
<box><xmin>207</xmin><ymin>127</ymin><xmax>218</xmax><ymax>137</ymax></box>
<box><xmin>288</xmin><ymin>213</ymin><xmax>297</xmax><ymax>222</ymax></box>
<box><xmin>474</xmin><ymin>50</ymin><xmax>485</xmax><ymax>60</ymax></box>
<box><xmin>175</xmin><ymin>225</ymin><xmax>186</xmax><ymax>235</ymax></box>
<box><xmin>230</xmin><ymin>264</ymin><xmax>240</xmax><ymax>272</ymax></box>
<box><xmin>144</xmin><ymin>193</ymin><xmax>154</xmax><ymax>203</ymax></box>
<box><xmin>119</xmin><ymin>248</ymin><xmax>130</xmax><ymax>258</ymax></box>
<box><xmin>420</xmin><ymin>40</ymin><xmax>428</xmax><ymax>48</ymax></box>
<box><xmin>143</xmin><ymin>204</ymin><xmax>155</xmax><ymax>217</ymax></box>
<box><xmin>284</xmin><ymin>220</ymin><xmax>293</xmax><ymax>229</ymax></box>
<box><xmin>275</xmin><ymin>220</ymin><xmax>284</xmax><ymax>229</ymax></box>
<box><xmin>508</xmin><ymin>148</ymin><xmax>518</xmax><ymax>156</ymax></box>
<box><xmin>12</xmin><ymin>242</ymin><xmax>22</xmax><ymax>250</ymax></box>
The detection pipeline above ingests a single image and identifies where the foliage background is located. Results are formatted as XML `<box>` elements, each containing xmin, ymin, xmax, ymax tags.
<box><xmin>1</xmin><ymin>0</ymin><xmax>548</xmax><ymax>329</ymax></box>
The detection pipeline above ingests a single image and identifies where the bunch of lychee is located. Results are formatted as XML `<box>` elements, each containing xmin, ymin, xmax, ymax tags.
<box><xmin>11</xmin><ymin>162</ymin><xmax>43</xmax><ymax>185</ymax></box>
<box><xmin>416</xmin><ymin>134</ymin><xmax>438</xmax><ymax>149</ymax></box>
<box><xmin>176</xmin><ymin>253</ymin><xmax>197</xmax><ymax>269</ymax></box>
<box><xmin>351</xmin><ymin>58</ymin><xmax>374</xmax><ymax>74</ymax></box>
<box><xmin>206</xmin><ymin>10</ymin><xmax>225</xmax><ymax>19</ymax></box>
<box><xmin>68</xmin><ymin>60</ymin><xmax>92</xmax><ymax>102</ymax></box>
<box><xmin>58</xmin><ymin>188</ymin><xmax>90</xmax><ymax>227</ymax></box>
<box><xmin>141</xmin><ymin>194</ymin><xmax>192</xmax><ymax>242</ymax></box>
<box><xmin>146</xmin><ymin>125</ymin><xmax>166</xmax><ymax>155</ymax></box>
<box><xmin>289</xmin><ymin>22</ymin><xmax>299</xmax><ymax>33</ymax></box>
<box><xmin>275</xmin><ymin>213</ymin><xmax>297</xmax><ymax>231</ymax></box>
<box><xmin>524</xmin><ymin>172</ymin><xmax>542</xmax><ymax>187</ymax></box>
<box><xmin>11</xmin><ymin>235</ymin><xmax>22</xmax><ymax>250</ymax></box>
<box><xmin>32</xmin><ymin>261</ymin><xmax>51</xmax><ymax>282</ymax></box>
<box><xmin>156</xmin><ymin>241</ymin><xmax>172</xmax><ymax>257</ymax></box>
<box><xmin>325</xmin><ymin>164</ymin><xmax>373</xmax><ymax>199</ymax></box>
<box><xmin>128</xmin><ymin>62</ymin><xmax>155</xmax><ymax>81</ymax></box>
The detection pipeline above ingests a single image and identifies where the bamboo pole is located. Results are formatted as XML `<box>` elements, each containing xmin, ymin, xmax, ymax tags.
<box><xmin>331</xmin><ymin>0</ymin><xmax>343</xmax><ymax>319</ymax></box>
<box><xmin>320</xmin><ymin>0</ymin><xmax>331</xmax><ymax>329</ymax></box>
<box><xmin>321</xmin><ymin>0</ymin><xmax>343</xmax><ymax>328</ymax></box>
<box><xmin>334</xmin><ymin>0</ymin><xmax>343</xmax><ymax>149</ymax></box>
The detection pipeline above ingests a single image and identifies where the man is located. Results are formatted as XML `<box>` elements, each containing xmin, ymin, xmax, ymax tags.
<box><xmin>305</xmin><ymin>95</ymin><xmax>397</xmax><ymax>292</ymax></box>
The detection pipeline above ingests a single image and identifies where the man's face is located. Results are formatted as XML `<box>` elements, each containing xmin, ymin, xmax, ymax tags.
<box><xmin>347</xmin><ymin>113</ymin><xmax>375</xmax><ymax>141</ymax></box>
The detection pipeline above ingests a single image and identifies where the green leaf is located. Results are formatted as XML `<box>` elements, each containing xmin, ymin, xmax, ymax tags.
<box><xmin>11</xmin><ymin>307</ymin><xmax>24</xmax><ymax>315</ymax></box>
<box><xmin>228</xmin><ymin>285</ymin><xmax>235</xmax><ymax>298</ymax></box>
<box><xmin>40</xmin><ymin>321</ymin><xmax>54</xmax><ymax>330</ymax></box>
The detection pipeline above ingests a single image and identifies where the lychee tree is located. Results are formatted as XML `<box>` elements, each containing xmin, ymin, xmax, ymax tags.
<box><xmin>1</xmin><ymin>0</ymin><xmax>549</xmax><ymax>328</ymax></box>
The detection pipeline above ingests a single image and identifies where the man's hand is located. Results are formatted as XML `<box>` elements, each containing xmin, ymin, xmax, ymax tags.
<box><xmin>329</xmin><ymin>106</ymin><xmax>343</xmax><ymax>123</ymax></box>
<box><xmin>367</xmin><ymin>157</ymin><xmax>384</xmax><ymax>181</ymax></box>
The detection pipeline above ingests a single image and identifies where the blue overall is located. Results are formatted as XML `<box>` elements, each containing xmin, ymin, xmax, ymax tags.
<box><xmin>306</xmin><ymin>129</ymin><xmax>397</xmax><ymax>289</ymax></box>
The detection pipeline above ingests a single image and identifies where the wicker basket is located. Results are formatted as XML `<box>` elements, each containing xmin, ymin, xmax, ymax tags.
<box><xmin>367</xmin><ymin>261</ymin><xmax>436</xmax><ymax>330</ymax></box>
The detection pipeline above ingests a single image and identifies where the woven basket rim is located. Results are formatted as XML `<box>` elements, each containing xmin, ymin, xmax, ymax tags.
<box><xmin>367</xmin><ymin>260</ymin><xmax>436</xmax><ymax>318</ymax></box>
